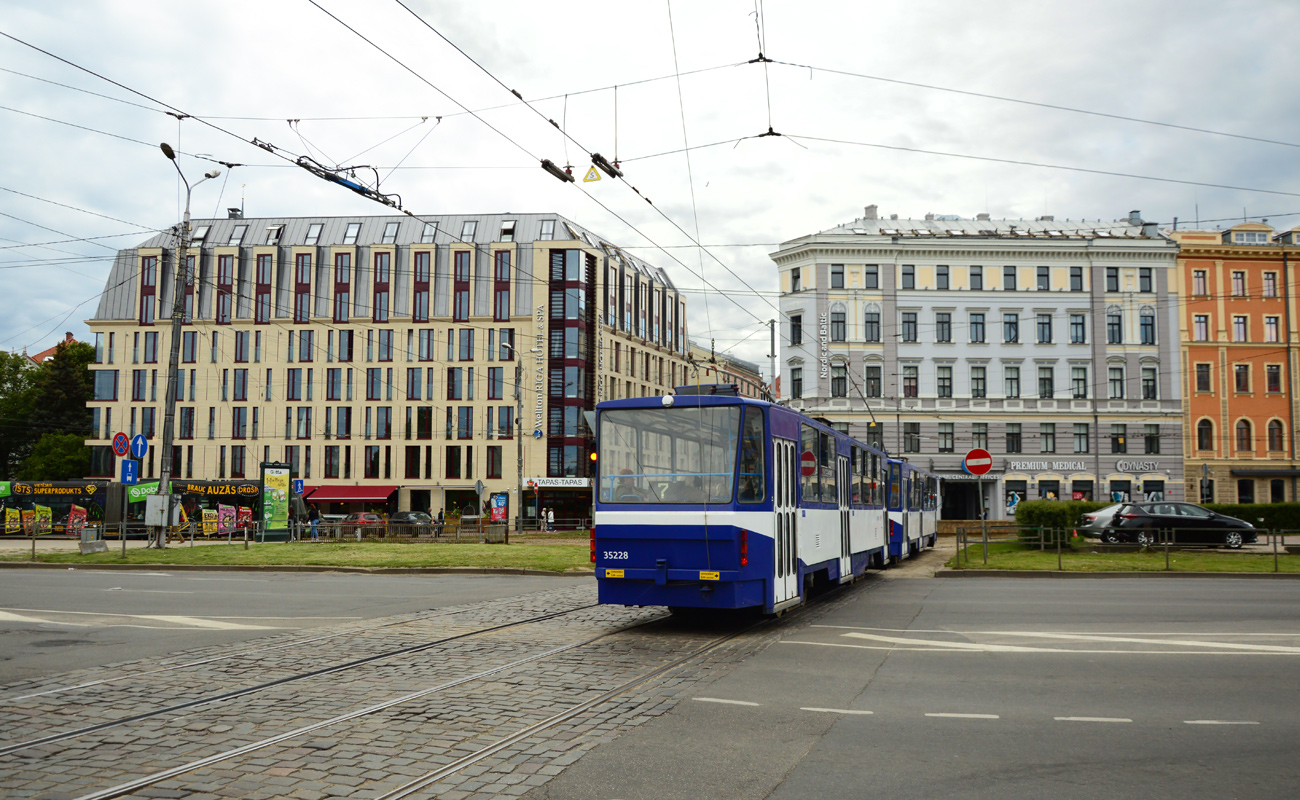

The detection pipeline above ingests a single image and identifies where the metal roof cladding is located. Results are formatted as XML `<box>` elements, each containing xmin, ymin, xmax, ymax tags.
<box><xmin>810</xmin><ymin>214</ymin><xmax>1159</xmax><ymax>240</ymax></box>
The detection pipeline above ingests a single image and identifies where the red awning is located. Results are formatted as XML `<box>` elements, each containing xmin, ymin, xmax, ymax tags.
<box><xmin>303</xmin><ymin>485</ymin><xmax>397</xmax><ymax>503</ymax></box>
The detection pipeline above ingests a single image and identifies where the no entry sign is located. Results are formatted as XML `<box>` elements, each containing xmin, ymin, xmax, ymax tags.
<box><xmin>800</xmin><ymin>450</ymin><xmax>816</xmax><ymax>477</ymax></box>
<box><xmin>964</xmin><ymin>448</ymin><xmax>993</xmax><ymax>476</ymax></box>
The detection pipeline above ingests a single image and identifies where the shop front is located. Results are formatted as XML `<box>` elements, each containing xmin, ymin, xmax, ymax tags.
<box><xmin>302</xmin><ymin>484</ymin><xmax>397</xmax><ymax>516</ymax></box>
<box><xmin>527</xmin><ymin>477</ymin><xmax>592</xmax><ymax>529</ymax></box>
<box><xmin>1</xmin><ymin>480</ymin><xmax>108</xmax><ymax>535</ymax></box>
<box><xmin>937</xmin><ymin>472</ymin><xmax>999</xmax><ymax>520</ymax></box>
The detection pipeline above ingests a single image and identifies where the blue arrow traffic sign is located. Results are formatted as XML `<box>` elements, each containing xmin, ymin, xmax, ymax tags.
<box><xmin>130</xmin><ymin>434</ymin><xmax>149</xmax><ymax>460</ymax></box>
<box><xmin>120</xmin><ymin>459</ymin><xmax>138</xmax><ymax>486</ymax></box>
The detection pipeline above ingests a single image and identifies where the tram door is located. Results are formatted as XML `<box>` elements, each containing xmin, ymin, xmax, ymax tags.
<box><xmin>774</xmin><ymin>439</ymin><xmax>799</xmax><ymax>605</ymax></box>
<box><xmin>837</xmin><ymin>455</ymin><xmax>852</xmax><ymax>583</ymax></box>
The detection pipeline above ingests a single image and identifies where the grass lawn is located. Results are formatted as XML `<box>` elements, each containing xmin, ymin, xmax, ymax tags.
<box><xmin>949</xmin><ymin>539</ymin><xmax>1300</xmax><ymax>573</ymax></box>
<box><xmin>0</xmin><ymin>541</ymin><xmax>593</xmax><ymax>572</ymax></box>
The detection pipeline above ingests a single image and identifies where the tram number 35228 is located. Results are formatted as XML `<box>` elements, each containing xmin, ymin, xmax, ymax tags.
<box><xmin>602</xmin><ymin>550</ymin><xmax>630</xmax><ymax>560</ymax></box>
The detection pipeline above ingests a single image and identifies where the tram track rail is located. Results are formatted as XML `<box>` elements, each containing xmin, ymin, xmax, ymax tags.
<box><xmin>0</xmin><ymin>602</ymin><xmax>597</xmax><ymax>758</ymax></box>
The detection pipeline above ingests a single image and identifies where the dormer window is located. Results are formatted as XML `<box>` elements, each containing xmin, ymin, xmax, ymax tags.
<box><xmin>305</xmin><ymin>223</ymin><xmax>323</xmax><ymax>245</ymax></box>
<box><xmin>539</xmin><ymin>220</ymin><xmax>555</xmax><ymax>240</ymax></box>
<box><xmin>420</xmin><ymin>221</ymin><xmax>437</xmax><ymax>243</ymax></box>
<box><xmin>342</xmin><ymin>222</ymin><xmax>361</xmax><ymax>245</ymax></box>
<box><xmin>1235</xmin><ymin>231</ymin><xmax>1268</xmax><ymax>244</ymax></box>
<box><xmin>191</xmin><ymin>225</ymin><xmax>210</xmax><ymax>244</ymax></box>
<box><xmin>500</xmin><ymin>220</ymin><xmax>516</xmax><ymax>242</ymax></box>
<box><xmin>265</xmin><ymin>225</ymin><xmax>283</xmax><ymax>245</ymax></box>
<box><xmin>381</xmin><ymin>221</ymin><xmax>399</xmax><ymax>244</ymax></box>
<box><xmin>228</xmin><ymin>225</ymin><xmax>247</xmax><ymax>246</ymax></box>
<box><xmin>460</xmin><ymin>220</ymin><xmax>477</xmax><ymax>240</ymax></box>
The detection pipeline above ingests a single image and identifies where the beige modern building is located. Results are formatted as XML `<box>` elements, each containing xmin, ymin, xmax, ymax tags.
<box><xmin>85</xmin><ymin>213</ymin><xmax>689</xmax><ymax>524</ymax></box>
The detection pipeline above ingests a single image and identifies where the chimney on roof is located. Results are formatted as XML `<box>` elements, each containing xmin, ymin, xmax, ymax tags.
<box><xmin>976</xmin><ymin>212</ymin><xmax>991</xmax><ymax>221</ymax></box>
<box><xmin>1142</xmin><ymin>222</ymin><xmax>1159</xmax><ymax>237</ymax></box>
<box><xmin>1128</xmin><ymin>210</ymin><xmax>1142</xmax><ymax>226</ymax></box>
<box><xmin>64</xmin><ymin>332</ymin><xmax>73</xmax><ymax>343</ymax></box>
<box><xmin>924</xmin><ymin>213</ymin><xmax>935</xmax><ymax>221</ymax></box>
<box><xmin>864</xmin><ymin>204</ymin><xmax>878</xmax><ymax>220</ymax></box>
<box><xmin>890</xmin><ymin>214</ymin><xmax>898</xmax><ymax>220</ymax></box>
<box><xmin>1037</xmin><ymin>215</ymin><xmax>1054</xmax><ymax>222</ymax></box>
<box><xmin>228</xmin><ymin>208</ymin><xmax>243</xmax><ymax>219</ymax></box>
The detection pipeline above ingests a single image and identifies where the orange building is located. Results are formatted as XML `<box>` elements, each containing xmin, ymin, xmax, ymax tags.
<box><xmin>1173</xmin><ymin>222</ymin><xmax>1300</xmax><ymax>504</ymax></box>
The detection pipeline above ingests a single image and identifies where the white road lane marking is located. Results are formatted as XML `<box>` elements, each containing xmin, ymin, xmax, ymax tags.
<box><xmin>137</xmin><ymin>616</ymin><xmax>278</xmax><ymax>630</ymax></box>
<box><xmin>0</xmin><ymin>608</ymin><xmax>288</xmax><ymax>630</ymax></box>
<box><xmin>0</xmin><ymin>610</ymin><xmax>86</xmax><ymax>626</ymax></box>
<box><xmin>101</xmin><ymin>589</ymin><xmax>195</xmax><ymax>594</ymax></box>
<box><xmin>1184</xmin><ymin>720</ymin><xmax>1260</xmax><ymax>725</ymax></box>
<box><xmin>801</xmin><ymin>707</ymin><xmax>873</xmax><ymax>715</ymax></box>
<box><xmin>926</xmin><ymin>713</ymin><xmax>999</xmax><ymax>719</ymax></box>
<box><xmin>984</xmin><ymin>631</ymin><xmax>1300</xmax><ymax>654</ymax></box>
<box><xmin>1055</xmin><ymin>717</ymin><xmax>1132</xmax><ymax>723</ymax></box>
<box><xmin>841</xmin><ymin>632</ymin><xmax>1064</xmax><ymax>652</ymax></box>
<box><xmin>813</xmin><ymin>625</ymin><xmax>1300</xmax><ymax>637</ymax></box>
<box><xmin>781</xmin><ymin>640</ymin><xmax>1298</xmax><ymax>655</ymax></box>
<box><xmin>693</xmin><ymin>698</ymin><xmax>759</xmax><ymax>706</ymax></box>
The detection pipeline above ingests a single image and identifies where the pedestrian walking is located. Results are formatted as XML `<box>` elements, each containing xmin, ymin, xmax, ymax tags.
<box><xmin>308</xmin><ymin>506</ymin><xmax>320</xmax><ymax>541</ymax></box>
<box><xmin>547</xmin><ymin>507</ymin><xmax>555</xmax><ymax>532</ymax></box>
<box><xmin>435</xmin><ymin>509</ymin><xmax>445</xmax><ymax>537</ymax></box>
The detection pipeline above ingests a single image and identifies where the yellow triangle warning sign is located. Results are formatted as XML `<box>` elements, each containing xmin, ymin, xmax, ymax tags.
<box><xmin>583</xmin><ymin>166</ymin><xmax>601</xmax><ymax>183</ymax></box>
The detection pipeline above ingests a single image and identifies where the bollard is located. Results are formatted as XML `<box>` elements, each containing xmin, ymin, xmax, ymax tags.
<box><xmin>1164</xmin><ymin>530</ymin><xmax>1170</xmax><ymax>571</ymax></box>
<box><xmin>1057</xmin><ymin>529</ymin><xmax>1063</xmax><ymax>571</ymax></box>
<box><xmin>1274</xmin><ymin>529</ymin><xmax>1279</xmax><ymax>574</ymax></box>
<box><xmin>243</xmin><ymin>525</ymin><xmax>249</xmax><ymax>550</ymax></box>
<box><xmin>31</xmin><ymin>533</ymin><xmax>35</xmax><ymax>561</ymax></box>
<box><xmin>121</xmin><ymin>521</ymin><xmax>127</xmax><ymax>558</ymax></box>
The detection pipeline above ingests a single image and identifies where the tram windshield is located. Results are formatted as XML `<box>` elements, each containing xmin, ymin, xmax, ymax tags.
<box><xmin>599</xmin><ymin>406</ymin><xmax>743</xmax><ymax>504</ymax></box>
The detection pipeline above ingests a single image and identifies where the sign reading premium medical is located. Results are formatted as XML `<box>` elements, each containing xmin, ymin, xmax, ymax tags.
<box><xmin>1116</xmin><ymin>460</ymin><xmax>1162</xmax><ymax>473</ymax></box>
<box><xmin>1007</xmin><ymin>461</ymin><xmax>1087</xmax><ymax>472</ymax></box>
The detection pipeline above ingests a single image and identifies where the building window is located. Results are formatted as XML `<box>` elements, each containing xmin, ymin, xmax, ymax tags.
<box><xmin>969</xmin><ymin>266</ymin><xmax>983</xmax><ymax>290</ymax></box>
<box><xmin>1037</xmin><ymin>266</ymin><xmax>1050</xmax><ymax>291</ymax></box>
<box><xmin>1004</xmin><ymin>366</ymin><xmax>1020</xmax><ymax>398</ymax></box>
<box><xmin>864</xmin><ymin>265</ymin><xmax>878</xmax><ymax>289</ymax></box>
<box><xmin>1264</xmin><ymin>272</ymin><xmax>1278</xmax><ymax>298</ymax></box>
<box><xmin>1040</xmin><ymin>423</ymin><xmax>1056</xmax><ymax>453</ymax></box>
<box><xmin>790</xmin><ymin>314</ymin><xmax>802</xmax><ymax>346</ymax></box>
<box><xmin>902</xmin><ymin>312</ymin><xmax>918</xmax><ymax>342</ymax></box>
<box><xmin>1003</xmin><ymin>266</ymin><xmax>1016</xmax><ymax>291</ymax></box>
<box><xmin>831</xmin><ymin>311</ymin><xmax>846</xmax><ymax>342</ymax></box>
<box><xmin>1236</xmin><ymin>420</ymin><xmax>1253</xmax><ymax>452</ymax></box>
<box><xmin>453</xmin><ymin>250</ymin><xmax>470</xmax><ymax>322</ymax></box>
<box><xmin>1106</xmin><ymin>267</ymin><xmax>1119</xmax><ymax>293</ymax></box>
<box><xmin>1111</xmin><ymin>424</ymin><xmax>1127</xmax><ymax>454</ymax></box>
<box><xmin>1233</xmin><ymin>316</ymin><xmax>1248</xmax><ymax>342</ymax></box>
<box><xmin>494</xmin><ymin>250</ymin><xmax>511</xmax><ymax>321</ymax></box>
<box><xmin>935</xmin><ymin>312</ymin><xmax>951</xmax><ymax>343</ymax></box>
<box><xmin>1194</xmin><ymin>315</ymin><xmax>1209</xmax><ymax>341</ymax></box>
<box><xmin>903</xmin><ymin>365</ymin><xmax>918</xmax><ymax>398</ymax></box>
<box><xmin>1145</xmin><ymin>424</ymin><xmax>1160</xmax><ymax>454</ymax></box>
<box><xmin>969</xmin><ymin>313</ymin><xmax>985</xmax><ymax>343</ymax></box>
<box><xmin>1141</xmin><ymin>367</ymin><xmax>1157</xmax><ymax>399</ymax></box>
<box><xmin>215</xmin><ymin>255</ymin><xmax>233</xmax><ymax>324</ymax></box>
<box><xmin>373</xmin><ymin>251</ymin><xmax>390</xmax><ymax>323</ymax></box>
<box><xmin>1232</xmin><ymin>271</ymin><xmax>1246</xmax><ymax>296</ymax></box>
<box><xmin>938</xmin><ymin>423</ymin><xmax>954</xmax><ymax>453</ymax></box>
<box><xmin>1037</xmin><ymin>366</ymin><xmax>1053</xmax><ymax>399</ymax></box>
<box><xmin>972</xmin><ymin>423</ymin><xmax>988</xmax><ymax>450</ymax></box>
<box><xmin>1140</xmin><ymin>313</ymin><xmax>1155</xmax><ymax>344</ymax></box>
<box><xmin>936</xmin><ymin>265</ymin><xmax>949</xmax><ymax>290</ymax></box>
<box><xmin>1108</xmin><ymin>366</ymin><xmax>1125</xmax><ymax>399</ymax></box>
<box><xmin>1197</xmin><ymin>419</ymin><xmax>1214</xmax><ymax>451</ymax></box>
<box><xmin>790</xmin><ymin>368</ymin><xmax>802</xmax><ymax>399</ymax></box>
<box><xmin>1037</xmin><ymin>314</ymin><xmax>1054</xmax><ymax>344</ymax></box>
<box><xmin>1074</xmin><ymin>423</ymin><xmax>1089</xmax><ymax>453</ymax></box>
<box><xmin>1106</xmin><ymin>313</ymin><xmax>1122</xmax><ymax>344</ymax></box>
<box><xmin>937</xmin><ymin>366</ymin><xmax>953</xmax><ymax>398</ymax></box>
<box><xmin>1193</xmin><ymin>270</ymin><xmax>1207</xmax><ymax>295</ymax></box>
<box><xmin>1139</xmin><ymin>268</ymin><xmax>1153</xmax><ymax>293</ymax></box>
<box><xmin>1072</xmin><ymin>366</ymin><xmax>1088</xmax><ymax>399</ymax></box>
<box><xmin>831</xmin><ymin>365</ymin><xmax>847</xmax><ymax>397</ymax></box>
<box><xmin>1005</xmin><ymin>423</ymin><xmax>1022</xmax><ymax>453</ymax></box>
<box><xmin>342</xmin><ymin>222</ymin><xmax>361</xmax><ymax>245</ymax></box>
<box><xmin>971</xmin><ymin>366</ymin><xmax>986</xmax><ymax>398</ymax></box>
<box><xmin>865</xmin><ymin>365</ymin><xmax>881</xmax><ymax>397</ymax></box>
<box><xmin>1268</xmin><ymin>420</ymin><xmax>1285</xmax><ymax>451</ymax></box>
<box><xmin>1004</xmin><ymin>313</ymin><xmax>1019</xmax><ymax>343</ymax></box>
<box><xmin>1070</xmin><ymin>314</ymin><xmax>1086</xmax><ymax>344</ymax></box>
<box><xmin>903</xmin><ymin>423</ymin><xmax>920</xmax><ymax>453</ymax></box>
<box><xmin>333</xmin><ymin>252</ymin><xmax>351</xmax><ymax>323</ymax></box>
<box><xmin>1235</xmin><ymin>363</ymin><xmax>1250</xmax><ymax>393</ymax></box>
<box><xmin>864</xmin><ymin>311</ymin><xmax>880</xmax><ymax>342</ymax></box>
<box><xmin>901</xmin><ymin>265</ymin><xmax>915</xmax><ymax>290</ymax></box>
<box><xmin>830</xmin><ymin>264</ymin><xmax>844</xmax><ymax>289</ymax></box>
<box><xmin>1195</xmin><ymin>363</ymin><xmax>1212</xmax><ymax>392</ymax></box>
<box><xmin>1267</xmin><ymin>364</ymin><xmax>1282</xmax><ymax>393</ymax></box>
<box><xmin>790</xmin><ymin>268</ymin><xmax>801</xmax><ymax>293</ymax></box>
<box><xmin>1265</xmin><ymin>316</ymin><xmax>1280</xmax><ymax>343</ymax></box>
<box><xmin>1070</xmin><ymin>266</ymin><xmax>1083</xmax><ymax>292</ymax></box>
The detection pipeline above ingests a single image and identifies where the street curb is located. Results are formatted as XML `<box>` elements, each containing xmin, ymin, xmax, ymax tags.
<box><xmin>0</xmin><ymin>562</ymin><xmax>594</xmax><ymax>577</ymax></box>
<box><xmin>935</xmin><ymin>568</ymin><xmax>1300</xmax><ymax>579</ymax></box>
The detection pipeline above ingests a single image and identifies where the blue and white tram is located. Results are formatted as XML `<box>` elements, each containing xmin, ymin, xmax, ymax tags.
<box><xmin>593</xmin><ymin>387</ymin><xmax>939</xmax><ymax>614</ymax></box>
<box><xmin>885</xmin><ymin>457</ymin><xmax>941</xmax><ymax>561</ymax></box>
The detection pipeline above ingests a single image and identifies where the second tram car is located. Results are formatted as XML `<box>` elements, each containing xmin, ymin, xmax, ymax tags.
<box><xmin>593</xmin><ymin>387</ymin><xmax>938</xmax><ymax>614</ymax></box>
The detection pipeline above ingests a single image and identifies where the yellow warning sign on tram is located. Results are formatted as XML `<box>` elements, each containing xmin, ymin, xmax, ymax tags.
<box><xmin>605</xmin><ymin>569</ymin><xmax>624</xmax><ymax>578</ymax></box>
<box><xmin>583</xmin><ymin>166</ymin><xmax>601</xmax><ymax>182</ymax></box>
<box><xmin>699</xmin><ymin>571</ymin><xmax>720</xmax><ymax>581</ymax></box>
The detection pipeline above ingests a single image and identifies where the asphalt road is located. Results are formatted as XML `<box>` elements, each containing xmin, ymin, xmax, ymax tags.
<box><xmin>537</xmin><ymin>577</ymin><xmax>1300</xmax><ymax>800</ymax></box>
<box><xmin>0</xmin><ymin>569</ymin><xmax>586</xmax><ymax>681</ymax></box>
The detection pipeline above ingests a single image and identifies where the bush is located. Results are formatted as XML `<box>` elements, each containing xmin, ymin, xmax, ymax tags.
<box><xmin>1204</xmin><ymin>502</ymin><xmax>1300</xmax><ymax>531</ymax></box>
<box><xmin>1014</xmin><ymin>500</ymin><xmax>1110</xmax><ymax>544</ymax></box>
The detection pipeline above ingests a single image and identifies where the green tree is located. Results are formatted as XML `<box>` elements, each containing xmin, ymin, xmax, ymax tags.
<box><xmin>17</xmin><ymin>432</ymin><xmax>91</xmax><ymax>480</ymax></box>
<box><xmin>28</xmin><ymin>341</ymin><xmax>94</xmax><ymax>437</ymax></box>
<box><xmin>0</xmin><ymin>351</ymin><xmax>37</xmax><ymax>477</ymax></box>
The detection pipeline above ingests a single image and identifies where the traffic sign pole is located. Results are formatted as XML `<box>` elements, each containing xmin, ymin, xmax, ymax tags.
<box><xmin>963</xmin><ymin>448</ymin><xmax>994</xmax><ymax>561</ymax></box>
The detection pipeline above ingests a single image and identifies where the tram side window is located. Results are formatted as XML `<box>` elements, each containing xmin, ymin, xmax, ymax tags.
<box><xmin>820</xmin><ymin>431</ymin><xmax>836</xmax><ymax>504</ymax></box>
<box><xmin>851</xmin><ymin>448</ymin><xmax>863</xmax><ymax>505</ymax></box>
<box><xmin>737</xmin><ymin>406</ymin><xmax>766</xmax><ymax>503</ymax></box>
<box><xmin>869</xmin><ymin>453</ymin><xmax>880</xmax><ymax>506</ymax></box>
<box><xmin>888</xmin><ymin>463</ymin><xmax>901</xmax><ymax>508</ymax></box>
<box><xmin>800</xmin><ymin>424</ymin><xmax>819</xmax><ymax>504</ymax></box>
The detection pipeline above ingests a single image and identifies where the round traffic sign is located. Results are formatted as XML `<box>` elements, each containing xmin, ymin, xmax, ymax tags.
<box><xmin>112</xmin><ymin>432</ymin><xmax>130</xmax><ymax>458</ymax></box>
<box><xmin>130</xmin><ymin>434</ymin><xmax>149</xmax><ymax>460</ymax></box>
<box><xmin>964</xmin><ymin>448</ymin><xmax>993</xmax><ymax>476</ymax></box>
<box><xmin>800</xmin><ymin>450</ymin><xmax>816</xmax><ymax>478</ymax></box>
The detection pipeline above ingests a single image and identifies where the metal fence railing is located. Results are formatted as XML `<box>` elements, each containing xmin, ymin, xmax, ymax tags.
<box><xmin>955</xmin><ymin>524</ymin><xmax>1299</xmax><ymax>572</ymax></box>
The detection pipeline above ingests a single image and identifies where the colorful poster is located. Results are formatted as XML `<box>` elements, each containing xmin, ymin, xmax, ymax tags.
<box><xmin>34</xmin><ymin>506</ymin><xmax>52</xmax><ymax>534</ymax></box>
<box><xmin>0</xmin><ymin>481</ymin><xmax>9</xmax><ymax>498</ymax></box>
<box><xmin>490</xmin><ymin>493</ymin><xmax>508</xmax><ymax>523</ymax></box>
<box><xmin>237</xmin><ymin>506</ymin><xmax>253</xmax><ymax>530</ymax></box>
<box><xmin>263</xmin><ymin>467</ymin><xmax>289</xmax><ymax>530</ymax></box>
<box><xmin>4</xmin><ymin>508</ymin><xmax>18</xmax><ymax>534</ymax></box>
<box><xmin>217</xmin><ymin>504</ymin><xmax>236</xmax><ymax>535</ymax></box>
<box><xmin>202</xmin><ymin>508</ymin><xmax>218</xmax><ymax>536</ymax></box>
<box><xmin>66</xmin><ymin>505</ymin><xmax>88</xmax><ymax>535</ymax></box>
<box><xmin>21</xmin><ymin>510</ymin><xmax>35</xmax><ymax>533</ymax></box>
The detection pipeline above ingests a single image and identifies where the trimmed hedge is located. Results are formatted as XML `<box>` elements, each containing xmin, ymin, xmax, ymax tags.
<box><xmin>1204</xmin><ymin>503</ymin><xmax>1300</xmax><ymax>531</ymax></box>
<box><xmin>1014</xmin><ymin>500</ymin><xmax>1109</xmax><ymax>542</ymax></box>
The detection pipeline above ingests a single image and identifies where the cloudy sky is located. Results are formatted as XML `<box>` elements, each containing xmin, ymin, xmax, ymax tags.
<box><xmin>2</xmin><ymin>0</ymin><xmax>1298</xmax><ymax>371</ymax></box>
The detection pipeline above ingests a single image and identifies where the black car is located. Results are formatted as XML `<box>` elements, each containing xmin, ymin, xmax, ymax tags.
<box><xmin>1103</xmin><ymin>502</ymin><xmax>1256</xmax><ymax>548</ymax></box>
<box><xmin>387</xmin><ymin>510</ymin><xmax>434</xmax><ymax>533</ymax></box>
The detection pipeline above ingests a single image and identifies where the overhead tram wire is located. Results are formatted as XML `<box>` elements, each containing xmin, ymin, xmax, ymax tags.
<box><xmin>385</xmin><ymin>0</ymin><xmax>790</xmax><ymax>328</ymax></box>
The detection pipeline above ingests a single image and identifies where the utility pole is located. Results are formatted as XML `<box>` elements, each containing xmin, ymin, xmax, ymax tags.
<box><xmin>155</xmin><ymin>144</ymin><xmax>219</xmax><ymax>549</ymax></box>
<box><xmin>515</xmin><ymin>362</ymin><xmax>524</xmax><ymax>530</ymax></box>
<box><xmin>767</xmin><ymin>319</ymin><xmax>777</xmax><ymax>401</ymax></box>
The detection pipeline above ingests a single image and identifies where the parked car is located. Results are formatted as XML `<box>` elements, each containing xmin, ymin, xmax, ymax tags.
<box><xmin>388</xmin><ymin>510</ymin><xmax>434</xmax><ymax>534</ymax></box>
<box><xmin>339</xmin><ymin>512</ymin><xmax>386</xmax><ymax>536</ymax></box>
<box><xmin>1104</xmin><ymin>502</ymin><xmax>1256</xmax><ymax>548</ymax></box>
<box><xmin>1078</xmin><ymin>503</ymin><xmax>1125</xmax><ymax>539</ymax></box>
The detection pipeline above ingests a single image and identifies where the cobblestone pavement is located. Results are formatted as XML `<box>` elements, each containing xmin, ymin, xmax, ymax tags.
<box><xmin>0</xmin><ymin>578</ymin><xmax>886</xmax><ymax>799</ymax></box>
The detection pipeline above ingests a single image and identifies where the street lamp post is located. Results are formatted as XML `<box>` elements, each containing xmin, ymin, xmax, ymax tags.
<box><xmin>152</xmin><ymin>143</ymin><xmax>219</xmax><ymax>548</ymax></box>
